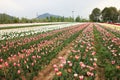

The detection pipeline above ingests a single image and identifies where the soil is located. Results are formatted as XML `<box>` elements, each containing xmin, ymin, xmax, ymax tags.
<box><xmin>33</xmin><ymin>42</ymin><xmax>74</xmax><ymax>80</ymax></box>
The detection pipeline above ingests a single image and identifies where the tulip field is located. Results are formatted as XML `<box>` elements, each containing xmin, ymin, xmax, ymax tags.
<box><xmin>0</xmin><ymin>23</ymin><xmax>120</xmax><ymax>80</ymax></box>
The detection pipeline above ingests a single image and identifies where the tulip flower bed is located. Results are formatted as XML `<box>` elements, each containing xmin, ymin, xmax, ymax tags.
<box><xmin>53</xmin><ymin>24</ymin><xmax>97</xmax><ymax>80</ymax></box>
<box><xmin>0</xmin><ymin>24</ymin><xmax>82</xmax><ymax>61</ymax></box>
<box><xmin>0</xmin><ymin>23</ymin><xmax>120</xmax><ymax>80</ymax></box>
<box><xmin>0</xmin><ymin>23</ymin><xmax>88</xmax><ymax>80</ymax></box>
<box><xmin>94</xmin><ymin>24</ymin><xmax>120</xmax><ymax>79</ymax></box>
<box><xmin>99</xmin><ymin>23</ymin><xmax>120</xmax><ymax>34</ymax></box>
<box><xmin>0</xmin><ymin>23</ymin><xmax>81</xmax><ymax>40</ymax></box>
<box><xmin>52</xmin><ymin>23</ymin><xmax>120</xmax><ymax>80</ymax></box>
<box><xmin>98</xmin><ymin>24</ymin><xmax>120</xmax><ymax>38</ymax></box>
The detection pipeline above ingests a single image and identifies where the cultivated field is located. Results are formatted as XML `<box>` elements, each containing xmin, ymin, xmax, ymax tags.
<box><xmin>0</xmin><ymin>23</ymin><xmax>120</xmax><ymax>80</ymax></box>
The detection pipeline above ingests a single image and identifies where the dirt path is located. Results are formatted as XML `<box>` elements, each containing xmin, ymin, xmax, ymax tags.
<box><xmin>33</xmin><ymin>41</ymin><xmax>74</xmax><ymax>80</ymax></box>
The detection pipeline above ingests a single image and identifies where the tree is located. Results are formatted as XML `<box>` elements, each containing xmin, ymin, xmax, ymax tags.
<box><xmin>102</xmin><ymin>7</ymin><xmax>118</xmax><ymax>22</ymax></box>
<box><xmin>75</xmin><ymin>16</ymin><xmax>81</xmax><ymax>22</ymax></box>
<box><xmin>89</xmin><ymin>8</ymin><xmax>101</xmax><ymax>22</ymax></box>
<box><xmin>117</xmin><ymin>10</ymin><xmax>120</xmax><ymax>22</ymax></box>
<box><xmin>13</xmin><ymin>17</ymin><xmax>20</xmax><ymax>23</ymax></box>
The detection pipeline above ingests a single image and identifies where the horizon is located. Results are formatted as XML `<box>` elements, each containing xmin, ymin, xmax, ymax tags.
<box><xmin>0</xmin><ymin>0</ymin><xmax>120</xmax><ymax>19</ymax></box>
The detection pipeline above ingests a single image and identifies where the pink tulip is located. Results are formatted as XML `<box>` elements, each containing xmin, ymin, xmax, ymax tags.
<box><xmin>24</xmin><ymin>60</ymin><xmax>27</xmax><ymax>64</ymax></box>
<box><xmin>0</xmin><ymin>59</ymin><xmax>3</xmax><ymax>62</ymax></box>
<box><xmin>58</xmin><ymin>56</ymin><xmax>63</xmax><ymax>60</ymax></box>
<box><xmin>92</xmin><ymin>51</ymin><xmax>96</xmax><ymax>55</ymax></box>
<box><xmin>93</xmin><ymin>62</ymin><xmax>97</xmax><ymax>67</ymax></box>
<box><xmin>31</xmin><ymin>63</ymin><xmax>34</xmax><ymax>66</ymax></box>
<box><xmin>111</xmin><ymin>61</ymin><xmax>115</xmax><ymax>64</ymax></box>
<box><xmin>13</xmin><ymin>62</ymin><xmax>17</xmax><ymax>66</ymax></box>
<box><xmin>17</xmin><ymin>70</ymin><xmax>21</xmax><ymax>74</ymax></box>
<box><xmin>59</xmin><ymin>64</ymin><xmax>64</xmax><ymax>68</ymax></box>
<box><xmin>53</xmin><ymin>64</ymin><xmax>57</xmax><ymax>68</ymax></box>
<box><xmin>17</xmin><ymin>63</ymin><xmax>20</xmax><ymax>67</ymax></box>
<box><xmin>54</xmin><ymin>68</ymin><xmax>59</xmax><ymax>72</ymax></box>
<box><xmin>75</xmin><ymin>55</ymin><xmax>79</xmax><ymax>60</ymax></box>
<box><xmin>79</xmin><ymin>75</ymin><xmax>84</xmax><ymax>80</ymax></box>
<box><xmin>32</xmin><ymin>56</ymin><xmax>36</xmax><ymax>59</ymax></box>
<box><xmin>87</xmin><ymin>71</ymin><xmax>91</xmax><ymax>76</ymax></box>
<box><xmin>62</xmin><ymin>60</ymin><xmax>66</xmax><ymax>65</ymax></box>
<box><xmin>69</xmin><ymin>63</ymin><xmax>72</xmax><ymax>67</ymax></box>
<box><xmin>5</xmin><ymin>62</ymin><xmax>9</xmax><ymax>67</ymax></box>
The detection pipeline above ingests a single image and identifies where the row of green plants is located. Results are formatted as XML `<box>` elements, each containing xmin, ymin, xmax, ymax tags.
<box><xmin>94</xmin><ymin>24</ymin><xmax>120</xmax><ymax>79</ymax></box>
<box><xmin>0</xmin><ymin>25</ymin><xmax>81</xmax><ymax>61</ymax></box>
<box><xmin>53</xmin><ymin>24</ymin><xmax>97</xmax><ymax>80</ymax></box>
<box><xmin>52</xmin><ymin>24</ymin><xmax>120</xmax><ymax>80</ymax></box>
<box><xmin>0</xmin><ymin>24</ymin><xmax>88</xmax><ymax>80</ymax></box>
<box><xmin>98</xmin><ymin>24</ymin><xmax>120</xmax><ymax>38</ymax></box>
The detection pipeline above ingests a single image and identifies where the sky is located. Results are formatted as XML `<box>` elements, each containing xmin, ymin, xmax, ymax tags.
<box><xmin>0</xmin><ymin>0</ymin><xmax>120</xmax><ymax>19</ymax></box>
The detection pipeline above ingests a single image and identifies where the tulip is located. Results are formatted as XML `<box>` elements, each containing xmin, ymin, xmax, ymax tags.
<box><xmin>67</xmin><ymin>61</ymin><xmax>71</xmax><ymax>64</ymax></box>
<box><xmin>90</xmin><ymin>58</ymin><xmax>93</xmax><ymax>61</ymax></box>
<box><xmin>5</xmin><ymin>62</ymin><xmax>9</xmax><ymax>67</ymax></box>
<box><xmin>94</xmin><ymin>58</ymin><xmax>97</xmax><ymax>62</ymax></box>
<box><xmin>13</xmin><ymin>62</ymin><xmax>17</xmax><ymax>66</ymax></box>
<box><xmin>59</xmin><ymin>64</ymin><xmax>64</xmax><ymax>68</ymax></box>
<box><xmin>54</xmin><ymin>68</ymin><xmax>59</xmax><ymax>72</ymax></box>
<box><xmin>58</xmin><ymin>56</ymin><xmax>63</xmax><ymax>60</ymax></box>
<box><xmin>32</xmin><ymin>63</ymin><xmax>34</xmax><ymax>66</ymax></box>
<box><xmin>56</xmin><ymin>71</ymin><xmax>62</xmax><ymax>76</ymax></box>
<box><xmin>87</xmin><ymin>71</ymin><xmax>91</xmax><ymax>76</ymax></box>
<box><xmin>116</xmin><ymin>66</ymin><xmax>120</xmax><ymax>69</ymax></box>
<box><xmin>17</xmin><ymin>70</ymin><xmax>21</xmax><ymax>74</ymax></box>
<box><xmin>0</xmin><ymin>58</ymin><xmax>3</xmax><ymax>62</ymax></box>
<box><xmin>32</xmin><ymin>56</ymin><xmax>36</xmax><ymax>59</ymax></box>
<box><xmin>62</xmin><ymin>60</ymin><xmax>66</xmax><ymax>65</ymax></box>
<box><xmin>92</xmin><ymin>51</ymin><xmax>96</xmax><ymax>55</ymax></box>
<box><xmin>93</xmin><ymin>62</ymin><xmax>97</xmax><ymax>67</ymax></box>
<box><xmin>67</xmin><ymin>68</ymin><xmax>72</xmax><ymax>73</ymax></box>
<box><xmin>79</xmin><ymin>75</ymin><xmax>84</xmax><ymax>80</ymax></box>
<box><xmin>69</xmin><ymin>63</ymin><xmax>72</xmax><ymax>67</ymax></box>
<box><xmin>111</xmin><ymin>61</ymin><xmax>115</xmax><ymax>64</ymax></box>
<box><xmin>53</xmin><ymin>64</ymin><xmax>57</xmax><ymax>68</ymax></box>
<box><xmin>17</xmin><ymin>63</ymin><xmax>20</xmax><ymax>67</ymax></box>
<box><xmin>75</xmin><ymin>55</ymin><xmax>79</xmax><ymax>60</ymax></box>
<box><xmin>74</xmin><ymin>73</ymin><xmax>78</xmax><ymax>77</ymax></box>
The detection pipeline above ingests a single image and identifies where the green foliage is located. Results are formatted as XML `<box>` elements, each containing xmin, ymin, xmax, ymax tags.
<box><xmin>0</xmin><ymin>13</ymin><xmax>89</xmax><ymax>24</ymax></box>
<box><xmin>75</xmin><ymin>16</ymin><xmax>81</xmax><ymax>22</ymax></box>
<box><xmin>102</xmin><ymin>7</ymin><xmax>119</xmax><ymax>22</ymax></box>
<box><xmin>90</xmin><ymin>7</ymin><xmax>120</xmax><ymax>22</ymax></box>
<box><xmin>89</xmin><ymin>8</ymin><xmax>101</xmax><ymax>22</ymax></box>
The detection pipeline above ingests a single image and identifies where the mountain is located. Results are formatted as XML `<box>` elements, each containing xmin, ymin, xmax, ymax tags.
<box><xmin>37</xmin><ymin>13</ymin><xmax>61</xmax><ymax>19</ymax></box>
<box><xmin>0</xmin><ymin>13</ymin><xmax>15</xmax><ymax>19</ymax></box>
<box><xmin>0</xmin><ymin>13</ymin><xmax>19</xmax><ymax>24</ymax></box>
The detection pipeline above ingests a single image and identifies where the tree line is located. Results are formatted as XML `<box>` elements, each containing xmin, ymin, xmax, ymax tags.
<box><xmin>89</xmin><ymin>7</ymin><xmax>120</xmax><ymax>23</ymax></box>
<box><xmin>0</xmin><ymin>13</ymin><xmax>88</xmax><ymax>24</ymax></box>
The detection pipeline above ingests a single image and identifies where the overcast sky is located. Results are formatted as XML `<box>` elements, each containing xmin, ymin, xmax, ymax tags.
<box><xmin>0</xmin><ymin>0</ymin><xmax>120</xmax><ymax>19</ymax></box>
